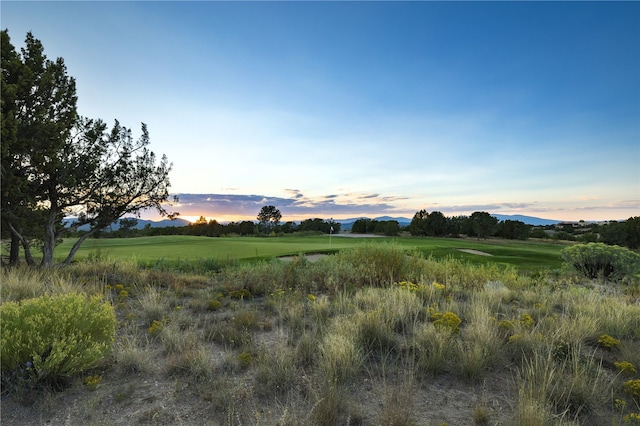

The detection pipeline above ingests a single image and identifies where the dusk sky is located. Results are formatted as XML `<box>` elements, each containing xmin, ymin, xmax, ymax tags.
<box><xmin>3</xmin><ymin>1</ymin><xmax>639</xmax><ymax>223</ymax></box>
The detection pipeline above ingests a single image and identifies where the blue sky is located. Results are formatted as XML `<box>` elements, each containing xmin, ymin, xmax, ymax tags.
<box><xmin>3</xmin><ymin>1</ymin><xmax>639</xmax><ymax>222</ymax></box>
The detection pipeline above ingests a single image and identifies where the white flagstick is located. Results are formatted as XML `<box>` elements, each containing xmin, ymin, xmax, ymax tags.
<box><xmin>329</xmin><ymin>218</ymin><xmax>333</xmax><ymax>246</ymax></box>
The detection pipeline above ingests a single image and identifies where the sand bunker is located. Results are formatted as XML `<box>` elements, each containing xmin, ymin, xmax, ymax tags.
<box><xmin>279</xmin><ymin>253</ymin><xmax>328</xmax><ymax>263</ymax></box>
<box><xmin>458</xmin><ymin>249</ymin><xmax>493</xmax><ymax>256</ymax></box>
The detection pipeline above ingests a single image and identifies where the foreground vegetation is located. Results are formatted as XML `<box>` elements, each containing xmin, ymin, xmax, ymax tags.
<box><xmin>2</xmin><ymin>243</ymin><xmax>640</xmax><ymax>425</ymax></box>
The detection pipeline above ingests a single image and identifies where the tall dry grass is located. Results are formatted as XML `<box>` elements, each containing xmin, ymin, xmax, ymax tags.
<box><xmin>3</xmin><ymin>243</ymin><xmax>639</xmax><ymax>425</ymax></box>
<box><xmin>0</xmin><ymin>267</ymin><xmax>86</xmax><ymax>302</ymax></box>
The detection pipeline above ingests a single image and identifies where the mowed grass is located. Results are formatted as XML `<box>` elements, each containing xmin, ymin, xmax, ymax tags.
<box><xmin>60</xmin><ymin>235</ymin><xmax>353</xmax><ymax>262</ymax></box>
<box><xmin>58</xmin><ymin>235</ymin><xmax>568</xmax><ymax>271</ymax></box>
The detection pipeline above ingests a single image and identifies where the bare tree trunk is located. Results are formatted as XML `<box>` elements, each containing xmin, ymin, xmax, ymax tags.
<box><xmin>7</xmin><ymin>222</ymin><xmax>36</xmax><ymax>266</ymax></box>
<box><xmin>60</xmin><ymin>228</ymin><xmax>99</xmax><ymax>266</ymax></box>
<box><xmin>41</xmin><ymin>209</ymin><xmax>58</xmax><ymax>267</ymax></box>
<box><xmin>20</xmin><ymin>238</ymin><xmax>36</xmax><ymax>266</ymax></box>
<box><xmin>9</xmin><ymin>232</ymin><xmax>20</xmax><ymax>265</ymax></box>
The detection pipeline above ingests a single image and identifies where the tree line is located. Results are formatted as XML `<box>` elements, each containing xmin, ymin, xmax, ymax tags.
<box><xmin>67</xmin><ymin>206</ymin><xmax>341</xmax><ymax>239</ymax></box>
<box><xmin>407</xmin><ymin>210</ymin><xmax>530</xmax><ymax>240</ymax></box>
<box><xmin>64</xmin><ymin>204</ymin><xmax>639</xmax><ymax>252</ymax></box>
<box><xmin>530</xmin><ymin>217</ymin><xmax>640</xmax><ymax>249</ymax></box>
<box><xmin>408</xmin><ymin>210</ymin><xmax>640</xmax><ymax>249</ymax></box>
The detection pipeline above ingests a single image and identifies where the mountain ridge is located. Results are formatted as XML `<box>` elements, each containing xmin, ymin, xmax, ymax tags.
<box><xmin>64</xmin><ymin>213</ymin><xmax>564</xmax><ymax>232</ymax></box>
<box><xmin>334</xmin><ymin>214</ymin><xmax>561</xmax><ymax>230</ymax></box>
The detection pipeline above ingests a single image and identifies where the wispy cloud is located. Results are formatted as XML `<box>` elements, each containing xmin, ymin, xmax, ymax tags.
<box><xmin>169</xmin><ymin>192</ymin><xmax>405</xmax><ymax>220</ymax></box>
<box><xmin>437</xmin><ymin>202</ymin><xmax>536</xmax><ymax>213</ymax></box>
<box><xmin>574</xmin><ymin>200</ymin><xmax>640</xmax><ymax>211</ymax></box>
<box><xmin>153</xmin><ymin>193</ymin><xmax>638</xmax><ymax>222</ymax></box>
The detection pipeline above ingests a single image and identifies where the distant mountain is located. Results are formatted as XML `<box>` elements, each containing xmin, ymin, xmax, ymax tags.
<box><xmin>336</xmin><ymin>216</ymin><xmax>412</xmax><ymax>231</ymax></box>
<box><xmin>491</xmin><ymin>214</ymin><xmax>559</xmax><ymax>226</ymax></box>
<box><xmin>336</xmin><ymin>214</ymin><xmax>559</xmax><ymax>231</ymax></box>
<box><xmin>373</xmin><ymin>216</ymin><xmax>413</xmax><ymax>226</ymax></box>
<box><xmin>139</xmin><ymin>218</ymin><xmax>191</xmax><ymax>228</ymax></box>
<box><xmin>63</xmin><ymin>214</ymin><xmax>559</xmax><ymax>232</ymax></box>
<box><xmin>63</xmin><ymin>217</ymin><xmax>190</xmax><ymax>231</ymax></box>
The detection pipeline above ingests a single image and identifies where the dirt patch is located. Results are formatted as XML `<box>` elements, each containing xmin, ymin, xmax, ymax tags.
<box><xmin>458</xmin><ymin>249</ymin><xmax>493</xmax><ymax>256</ymax></box>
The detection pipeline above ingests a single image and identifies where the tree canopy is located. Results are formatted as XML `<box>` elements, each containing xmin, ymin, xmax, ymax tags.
<box><xmin>470</xmin><ymin>211</ymin><xmax>498</xmax><ymax>240</ymax></box>
<box><xmin>257</xmin><ymin>205</ymin><xmax>282</xmax><ymax>234</ymax></box>
<box><xmin>1</xmin><ymin>31</ymin><xmax>176</xmax><ymax>266</ymax></box>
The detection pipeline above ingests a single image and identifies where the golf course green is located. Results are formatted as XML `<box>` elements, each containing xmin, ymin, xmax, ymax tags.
<box><xmin>58</xmin><ymin>234</ymin><xmax>568</xmax><ymax>271</ymax></box>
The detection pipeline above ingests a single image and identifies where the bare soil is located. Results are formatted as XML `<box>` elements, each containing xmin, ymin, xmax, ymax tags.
<box><xmin>0</xmin><ymin>298</ymin><xmax>621</xmax><ymax>426</ymax></box>
<box><xmin>279</xmin><ymin>253</ymin><xmax>327</xmax><ymax>263</ymax></box>
<box><xmin>1</xmin><ymin>335</ymin><xmax>520</xmax><ymax>426</ymax></box>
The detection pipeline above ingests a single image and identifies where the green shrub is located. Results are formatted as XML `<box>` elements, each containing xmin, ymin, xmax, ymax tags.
<box><xmin>1</xmin><ymin>293</ymin><xmax>116</xmax><ymax>386</ymax></box>
<box><xmin>561</xmin><ymin>243</ymin><xmax>640</xmax><ymax>281</ymax></box>
<box><xmin>332</xmin><ymin>243</ymin><xmax>421</xmax><ymax>288</ymax></box>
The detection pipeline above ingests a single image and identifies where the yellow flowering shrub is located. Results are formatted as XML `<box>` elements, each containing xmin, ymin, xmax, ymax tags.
<box><xmin>394</xmin><ymin>281</ymin><xmax>420</xmax><ymax>292</ymax></box>
<box><xmin>433</xmin><ymin>311</ymin><xmax>462</xmax><ymax>334</ymax></box>
<box><xmin>208</xmin><ymin>299</ymin><xmax>222</xmax><ymax>310</ymax></box>
<box><xmin>1</xmin><ymin>293</ymin><xmax>116</xmax><ymax>381</ymax></box>
<box><xmin>148</xmin><ymin>320</ymin><xmax>164</xmax><ymax>335</ymax></box>
<box><xmin>624</xmin><ymin>412</ymin><xmax>640</xmax><ymax>425</ymax></box>
<box><xmin>432</xmin><ymin>281</ymin><xmax>446</xmax><ymax>290</ymax></box>
<box><xmin>520</xmin><ymin>313</ymin><xmax>535</xmax><ymax>329</ymax></box>
<box><xmin>615</xmin><ymin>361</ymin><xmax>638</xmax><ymax>376</ymax></box>
<box><xmin>598</xmin><ymin>334</ymin><xmax>621</xmax><ymax>349</ymax></box>
<box><xmin>624</xmin><ymin>379</ymin><xmax>640</xmax><ymax>399</ymax></box>
<box><xmin>498</xmin><ymin>319</ymin><xmax>515</xmax><ymax>331</ymax></box>
<box><xmin>237</xmin><ymin>351</ymin><xmax>253</xmax><ymax>369</ymax></box>
<box><xmin>85</xmin><ymin>374</ymin><xmax>103</xmax><ymax>390</ymax></box>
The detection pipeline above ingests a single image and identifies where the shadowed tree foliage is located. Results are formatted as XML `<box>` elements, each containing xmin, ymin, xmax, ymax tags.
<box><xmin>1</xmin><ymin>30</ymin><xmax>75</xmax><ymax>265</ymax></box>
<box><xmin>352</xmin><ymin>218</ymin><xmax>375</xmax><ymax>234</ymax></box>
<box><xmin>257</xmin><ymin>205</ymin><xmax>281</xmax><ymax>234</ymax></box>
<box><xmin>299</xmin><ymin>218</ymin><xmax>340</xmax><ymax>234</ymax></box>
<box><xmin>409</xmin><ymin>210</ymin><xmax>453</xmax><ymax>237</ymax></box>
<box><xmin>1</xmin><ymin>31</ymin><xmax>176</xmax><ymax>266</ymax></box>
<box><xmin>470</xmin><ymin>211</ymin><xmax>498</xmax><ymax>240</ymax></box>
<box><xmin>374</xmin><ymin>220</ymin><xmax>400</xmax><ymax>236</ymax></box>
<box><xmin>625</xmin><ymin>216</ymin><xmax>640</xmax><ymax>249</ymax></box>
<box><xmin>425</xmin><ymin>211</ymin><xmax>448</xmax><ymax>236</ymax></box>
<box><xmin>118</xmin><ymin>218</ymin><xmax>139</xmax><ymax>238</ymax></box>
<box><xmin>409</xmin><ymin>210</ymin><xmax>428</xmax><ymax>236</ymax></box>
<box><xmin>598</xmin><ymin>217</ymin><xmax>640</xmax><ymax>249</ymax></box>
<box><xmin>352</xmin><ymin>218</ymin><xmax>398</xmax><ymax>236</ymax></box>
<box><xmin>496</xmin><ymin>220</ymin><xmax>531</xmax><ymax>240</ymax></box>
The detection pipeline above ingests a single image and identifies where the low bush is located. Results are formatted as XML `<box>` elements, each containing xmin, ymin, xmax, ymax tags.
<box><xmin>1</xmin><ymin>293</ymin><xmax>116</xmax><ymax>386</ymax></box>
<box><xmin>331</xmin><ymin>243</ymin><xmax>422</xmax><ymax>288</ymax></box>
<box><xmin>561</xmin><ymin>243</ymin><xmax>640</xmax><ymax>281</ymax></box>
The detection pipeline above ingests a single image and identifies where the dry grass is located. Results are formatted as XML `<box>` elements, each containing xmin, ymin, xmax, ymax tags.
<box><xmin>413</xmin><ymin>322</ymin><xmax>456</xmax><ymax>375</ymax></box>
<box><xmin>2</xmin><ymin>246</ymin><xmax>639</xmax><ymax>425</ymax></box>
<box><xmin>319</xmin><ymin>324</ymin><xmax>363</xmax><ymax>383</ymax></box>
<box><xmin>0</xmin><ymin>267</ymin><xmax>86</xmax><ymax>301</ymax></box>
<box><xmin>137</xmin><ymin>286</ymin><xmax>168</xmax><ymax>326</ymax></box>
<box><xmin>114</xmin><ymin>334</ymin><xmax>158</xmax><ymax>375</ymax></box>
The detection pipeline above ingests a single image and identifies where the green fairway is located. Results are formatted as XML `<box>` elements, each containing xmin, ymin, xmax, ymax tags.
<box><xmin>58</xmin><ymin>235</ymin><xmax>568</xmax><ymax>271</ymax></box>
